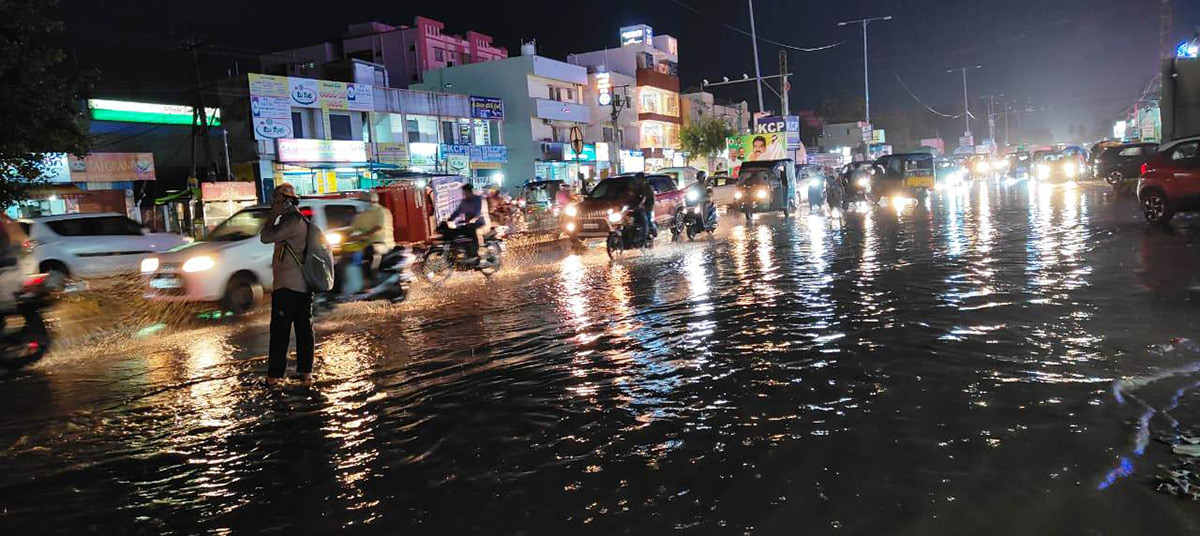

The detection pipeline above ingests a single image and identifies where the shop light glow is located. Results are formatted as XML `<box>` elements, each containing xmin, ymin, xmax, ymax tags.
<box><xmin>89</xmin><ymin>99</ymin><xmax>221</xmax><ymax>126</ymax></box>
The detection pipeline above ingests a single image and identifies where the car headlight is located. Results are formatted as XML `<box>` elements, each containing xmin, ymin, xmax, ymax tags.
<box><xmin>140</xmin><ymin>257</ymin><xmax>159</xmax><ymax>274</ymax></box>
<box><xmin>755</xmin><ymin>188</ymin><xmax>768</xmax><ymax>200</ymax></box>
<box><xmin>564</xmin><ymin>222</ymin><xmax>576</xmax><ymax>232</ymax></box>
<box><xmin>856</xmin><ymin>177</ymin><xmax>870</xmax><ymax>187</ymax></box>
<box><xmin>735</xmin><ymin>190</ymin><xmax>744</xmax><ymax>200</ymax></box>
<box><xmin>1064</xmin><ymin>165</ymin><xmax>1077</xmax><ymax>178</ymax></box>
<box><xmin>608</xmin><ymin>212</ymin><xmax>623</xmax><ymax>223</ymax></box>
<box><xmin>686</xmin><ymin>189</ymin><xmax>700</xmax><ymax>202</ymax></box>
<box><xmin>1037</xmin><ymin>166</ymin><xmax>1050</xmax><ymax>179</ymax></box>
<box><xmin>182</xmin><ymin>255</ymin><xmax>216</xmax><ymax>273</ymax></box>
<box><xmin>809</xmin><ymin>178</ymin><xmax>822</xmax><ymax>188</ymax></box>
<box><xmin>325</xmin><ymin>231</ymin><xmax>344</xmax><ymax>246</ymax></box>
<box><xmin>564</xmin><ymin>204</ymin><xmax>578</xmax><ymax>218</ymax></box>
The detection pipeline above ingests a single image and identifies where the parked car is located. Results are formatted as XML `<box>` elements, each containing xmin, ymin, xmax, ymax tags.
<box><xmin>1096</xmin><ymin>142</ymin><xmax>1158</xmax><ymax>185</ymax></box>
<box><xmin>1137</xmin><ymin>136</ymin><xmax>1200</xmax><ymax>224</ymax></box>
<box><xmin>141</xmin><ymin>198</ymin><xmax>376</xmax><ymax>313</ymax></box>
<box><xmin>21</xmin><ymin>213</ymin><xmax>187</xmax><ymax>287</ymax></box>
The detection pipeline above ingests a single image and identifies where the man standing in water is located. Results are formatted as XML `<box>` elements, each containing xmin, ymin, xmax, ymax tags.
<box><xmin>260</xmin><ymin>183</ymin><xmax>315</xmax><ymax>385</ymax></box>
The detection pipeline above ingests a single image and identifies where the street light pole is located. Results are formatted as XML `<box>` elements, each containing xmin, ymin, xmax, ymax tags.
<box><xmin>838</xmin><ymin>15</ymin><xmax>892</xmax><ymax>125</ymax></box>
<box><xmin>748</xmin><ymin>0</ymin><xmax>765</xmax><ymax>113</ymax></box>
<box><xmin>947</xmin><ymin>65</ymin><xmax>982</xmax><ymax>138</ymax></box>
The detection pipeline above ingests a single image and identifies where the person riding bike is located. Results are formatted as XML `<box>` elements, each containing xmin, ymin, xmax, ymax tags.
<box><xmin>693</xmin><ymin>171</ymin><xmax>717</xmax><ymax>226</ymax></box>
<box><xmin>629</xmin><ymin>173</ymin><xmax>656</xmax><ymax>246</ymax></box>
<box><xmin>447</xmin><ymin>183</ymin><xmax>488</xmax><ymax>264</ymax></box>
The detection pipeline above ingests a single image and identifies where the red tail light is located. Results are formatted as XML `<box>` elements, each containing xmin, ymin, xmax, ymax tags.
<box><xmin>299</xmin><ymin>208</ymin><xmax>315</xmax><ymax>218</ymax></box>
<box><xmin>1141</xmin><ymin>163</ymin><xmax>1148</xmax><ymax>176</ymax></box>
<box><xmin>22</xmin><ymin>274</ymin><xmax>47</xmax><ymax>288</ymax></box>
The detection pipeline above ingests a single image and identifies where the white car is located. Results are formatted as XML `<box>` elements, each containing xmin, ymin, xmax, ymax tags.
<box><xmin>21</xmin><ymin>213</ymin><xmax>187</xmax><ymax>284</ymax></box>
<box><xmin>141</xmin><ymin>198</ymin><xmax>375</xmax><ymax>312</ymax></box>
<box><xmin>708</xmin><ymin>175</ymin><xmax>740</xmax><ymax>206</ymax></box>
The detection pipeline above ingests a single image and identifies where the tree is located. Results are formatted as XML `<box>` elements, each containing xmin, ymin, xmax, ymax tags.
<box><xmin>680</xmin><ymin>114</ymin><xmax>736</xmax><ymax>172</ymax></box>
<box><xmin>0</xmin><ymin>0</ymin><xmax>92</xmax><ymax>208</ymax></box>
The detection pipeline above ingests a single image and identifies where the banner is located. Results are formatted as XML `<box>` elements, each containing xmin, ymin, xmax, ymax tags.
<box><xmin>754</xmin><ymin>115</ymin><xmax>801</xmax><ymax>149</ymax></box>
<box><xmin>430</xmin><ymin>175</ymin><xmax>465</xmax><ymax>222</ymax></box>
<box><xmin>470</xmin><ymin>145</ymin><xmax>508</xmax><ymax>163</ymax></box>
<box><xmin>68</xmin><ymin>153</ymin><xmax>156</xmax><ymax>182</ymax></box>
<box><xmin>470</xmin><ymin>96</ymin><xmax>505</xmax><ymax>120</ymax></box>
<box><xmin>376</xmin><ymin>142</ymin><xmax>409</xmax><ymax>166</ymax></box>
<box><xmin>276</xmin><ymin>139</ymin><xmax>366</xmax><ymax>163</ymax></box>
<box><xmin>250</xmin><ymin>95</ymin><xmax>292</xmax><ymax>139</ymax></box>
<box><xmin>287</xmin><ymin>77</ymin><xmax>320</xmax><ymax>108</ymax></box>
<box><xmin>726</xmin><ymin>133</ymin><xmax>786</xmax><ymax>164</ymax></box>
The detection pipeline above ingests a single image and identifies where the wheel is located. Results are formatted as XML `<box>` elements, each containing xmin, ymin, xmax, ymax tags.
<box><xmin>0</xmin><ymin>309</ymin><xmax>49</xmax><ymax>368</ymax></box>
<box><xmin>417</xmin><ymin>248</ymin><xmax>454</xmax><ymax>286</ymax></box>
<box><xmin>479</xmin><ymin>243</ymin><xmax>502</xmax><ymax>278</ymax></box>
<box><xmin>39</xmin><ymin>261</ymin><xmax>69</xmax><ymax>292</ymax></box>
<box><xmin>743</xmin><ymin>209</ymin><xmax>753</xmax><ymax>225</ymax></box>
<box><xmin>1106</xmin><ymin>171</ymin><xmax>1123</xmax><ymax>186</ymax></box>
<box><xmin>570</xmin><ymin>237</ymin><xmax>587</xmax><ymax>253</ymax></box>
<box><xmin>670</xmin><ymin>209</ymin><xmax>685</xmax><ymax>241</ymax></box>
<box><xmin>1141</xmin><ymin>191</ymin><xmax>1174</xmax><ymax>224</ymax></box>
<box><xmin>686</xmin><ymin>222</ymin><xmax>698</xmax><ymax>241</ymax></box>
<box><xmin>606</xmin><ymin>234</ymin><xmax>621</xmax><ymax>260</ymax></box>
<box><xmin>221</xmin><ymin>273</ymin><xmax>262</xmax><ymax>314</ymax></box>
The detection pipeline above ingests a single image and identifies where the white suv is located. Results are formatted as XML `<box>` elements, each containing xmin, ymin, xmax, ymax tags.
<box><xmin>141</xmin><ymin>198</ymin><xmax>375</xmax><ymax>312</ymax></box>
<box><xmin>21</xmin><ymin>213</ymin><xmax>187</xmax><ymax>285</ymax></box>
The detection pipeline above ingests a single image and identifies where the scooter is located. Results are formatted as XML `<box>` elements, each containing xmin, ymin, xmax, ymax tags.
<box><xmin>339</xmin><ymin>246</ymin><xmax>414</xmax><ymax>303</ymax></box>
<box><xmin>673</xmin><ymin>187</ymin><xmax>718</xmax><ymax>241</ymax></box>
<box><xmin>0</xmin><ymin>274</ymin><xmax>53</xmax><ymax>369</ymax></box>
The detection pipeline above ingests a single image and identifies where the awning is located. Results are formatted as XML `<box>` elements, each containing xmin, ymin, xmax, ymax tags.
<box><xmin>276</xmin><ymin>162</ymin><xmax>400</xmax><ymax>171</ymax></box>
<box><xmin>155</xmin><ymin>188</ymin><xmax>199</xmax><ymax>205</ymax></box>
<box><xmin>23</xmin><ymin>184</ymin><xmax>91</xmax><ymax>200</ymax></box>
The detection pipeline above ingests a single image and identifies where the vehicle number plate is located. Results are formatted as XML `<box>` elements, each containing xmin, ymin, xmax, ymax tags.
<box><xmin>151</xmin><ymin>277</ymin><xmax>182</xmax><ymax>289</ymax></box>
<box><xmin>582</xmin><ymin>223</ymin><xmax>600</xmax><ymax>230</ymax></box>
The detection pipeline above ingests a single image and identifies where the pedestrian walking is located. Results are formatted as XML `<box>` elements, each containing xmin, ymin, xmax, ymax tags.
<box><xmin>260</xmin><ymin>183</ymin><xmax>314</xmax><ymax>385</ymax></box>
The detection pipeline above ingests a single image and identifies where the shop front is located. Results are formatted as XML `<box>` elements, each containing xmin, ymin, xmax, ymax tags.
<box><xmin>7</xmin><ymin>152</ymin><xmax>154</xmax><ymax>220</ymax></box>
<box><xmin>273</xmin><ymin>139</ymin><xmax>375</xmax><ymax>196</ymax></box>
<box><xmin>535</xmin><ymin>142</ymin><xmax>610</xmax><ymax>185</ymax></box>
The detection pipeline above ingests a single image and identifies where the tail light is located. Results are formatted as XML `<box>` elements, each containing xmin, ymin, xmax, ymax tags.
<box><xmin>299</xmin><ymin>207</ymin><xmax>315</xmax><ymax>218</ymax></box>
<box><xmin>22</xmin><ymin>274</ymin><xmax>48</xmax><ymax>289</ymax></box>
<box><xmin>1141</xmin><ymin>163</ymin><xmax>1148</xmax><ymax>176</ymax></box>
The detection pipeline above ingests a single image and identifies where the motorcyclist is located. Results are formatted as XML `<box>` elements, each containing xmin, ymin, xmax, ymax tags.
<box><xmin>447</xmin><ymin>183</ymin><xmax>488</xmax><ymax>264</ymax></box>
<box><xmin>692</xmin><ymin>171</ymin><xmax>716</xmax><ymax>226</ymax></box>
<box><xmin>629</xmin><ymin>173</ymin><xmax>656</xmax><ymax>245</ymax></box>
<box><xmin>348</xmin><ymin>192</ymin><xmax>392</xmax><ymax>282</ymax></box>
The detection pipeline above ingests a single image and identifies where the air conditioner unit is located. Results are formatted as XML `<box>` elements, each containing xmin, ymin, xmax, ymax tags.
<box><xmin>542</xmin><ymin>119</ymin><xmax>554</xmax><ymax>126</ymax></box>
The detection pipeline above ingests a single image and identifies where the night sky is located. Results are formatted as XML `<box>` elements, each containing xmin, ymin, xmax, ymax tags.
<box><xmin>61</xmin><ymin>0</ymin><xmax>1199</xmax><ymax>143</ymax></box>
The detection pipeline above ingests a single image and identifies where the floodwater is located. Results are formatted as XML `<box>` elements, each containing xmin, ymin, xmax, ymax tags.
<box><xmin>3</xmin><ymin>182</ymin><xmax>1200</xmax><ymax>534</ymax></box>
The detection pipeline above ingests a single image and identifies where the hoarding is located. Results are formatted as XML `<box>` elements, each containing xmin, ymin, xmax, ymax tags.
<box><xmin>248</xmin><ymin>74</ymin><xmax>374</xmax><ymax>139</ymax></box>
<box><xmin>409</xmin><ymin>143</ymin><xmax>439</xmax><ymax>167</ymax></box>
<box><xmin>470</xmin><ymin>96</ymin><xmax>505</xmax><ymax>120</ymax></box>
<box><xmin>726</xmin><ymin>133</ymin><xmax>786</xmax><ymax>164</ymax></box>
<box><xmin>68</xmin><ymin>153</ymin><xmax>156</xmax><ymax>182</ymax></box>
<box><xmin>430</xmin><ymin>175</ymin><xmax>466</xmax><ymax>222</ymax></box>
<box><xmin>88</xmin><ymin>99</ymin><xmax>220</xmax><ymax>126</ymax></box>
<box><xmin>470</xmin><ymin>145</ymin><xmax>509</xmax><ymax>163</ymax></box>
<box><xmin>376</xmin><ymin>142</ymin><xmax>410</xmax><ymax>166</ymax></box>
<box><xmin>754</xmin><ymin>115</ymin><xmax>801</xmax><ymax>149</ymax></box>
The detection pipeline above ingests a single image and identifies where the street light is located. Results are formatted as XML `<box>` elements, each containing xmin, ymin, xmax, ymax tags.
<box><xmin>838</xmin><ymin>15</ymin><xmax>892</xmax><ymax>125</ymax></box>
<box><xmin>947</xmin><ymin>65</ymin><xmax>982</xmax><ymax>139</ymax></box>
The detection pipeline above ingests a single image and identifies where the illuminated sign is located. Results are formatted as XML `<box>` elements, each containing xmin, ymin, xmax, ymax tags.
<box><xmin>276</xmin><ymin>139</ymin><xmax>366</xmax><ymax>163</ymax></box>
<box><xmin>89</xmin><ymin>99</ymin><xmax>220</xmax><ymax>126</ymax></box>
<box><xmin>620</xmin><ymin>24</ymin><xmax>653</xmax><ymax>46</ymax></box>
<box><xmin>1179</xmin><ymin>40</ymin><xmax>1199</xmax><ymax>59</ymax></box>
<box><xmin>596</xmin><ymin>72</ymin><xmax>612</xmax><ymax>106</ymax></box>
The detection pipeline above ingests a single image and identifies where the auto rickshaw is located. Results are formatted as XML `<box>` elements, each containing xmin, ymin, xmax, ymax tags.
<box><xmin>734</xmin><ymin>159</ymin><xmax>799</xmax><ymax>223</ymax></box>
<box><xmin>873</xmin><ymin>153</ymin><xmax>935</xmax><ymax>206</ymax></box>
<box><xmin>518</xmin><ymin>179</ymin><xmax>571</xmax><ymax>232</ymax></box>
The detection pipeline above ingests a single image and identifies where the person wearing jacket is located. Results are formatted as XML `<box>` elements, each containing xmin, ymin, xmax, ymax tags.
<box><xmin>259</xmin><ymin>183</ymin><xmax>314</xmax><ymax>385</ymax></box>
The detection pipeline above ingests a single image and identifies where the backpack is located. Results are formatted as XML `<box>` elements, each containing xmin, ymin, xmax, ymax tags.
<box><xmin>284</xmin><ymin>217</ymin><xmax>335</xmax><ymax>292</ymax></box>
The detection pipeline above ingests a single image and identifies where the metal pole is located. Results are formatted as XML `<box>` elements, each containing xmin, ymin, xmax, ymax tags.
<box><xmin>961</xmin><ymin>68</ymin><xmax>970</xmax><ymax>136</ymax></box>
<box><xmin>748</xmin><ymin>0</ymin><xmax>765</xmax><ymax>113</ymax></box>
<box><xmin>779</xmin><ymin>50</ymin><xmax>789</xmax><ymax>116</ymax></box>
<box><xmin>862</xmin><ymin>21</ymin><xmax>870</xmax><ymax>124</ymax></box>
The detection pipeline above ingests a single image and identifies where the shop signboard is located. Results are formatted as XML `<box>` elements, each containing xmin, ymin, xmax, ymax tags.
<box><xmin>439</xmin><ymin>144</ymin><xmax>471</xmax><ymax>157</ymax></box>
<box><xmin>470</xmin><ymin>96</ymin><xmax>505</xmax><ymax>120</ymax></box>
<box><xmin>470</xmin><ymin>145</ymin><xmax>509</xmax><ymax>163</ymax></box>
<box><xmin>563</xmin><ymin>143</ymin><xmax>598</xmax><ymax>162</ymax></box>
<box><xmin>430</xmin><ymin>175</ymin><xmax>465</xmax><ymax>222</ymax></box>
<box><xmin>276</xmin><ymin>139</ymin><xmax>366</xmax><ymax>163</ymax></box>
<box><xmin>68</xmin><ymin>153</ymin><xmax>156</xmax><ymax>182</ymax></box>
<box><xmin>318</xmin><ymin>80</ymin><xmax>348</xmax><ymax>110</ymax></box>
<box><xmin>201</xmin><ymin>181</ymin><xmax>257</xmax><ymax>202</ymax></box>
<box><xmin>287</xmin><ymin>77</ymin><xmax>320</xmax><ymax>108</ymax></box>
<box><xmin>346</xmin><ymin>83</ymin><xmax>373</xmax><ymax>111</ymax></box>
<box><xmin>409</xmin><ymin>142</ymin><xmax>439</xmax><ymax>167</ymax></box>
<box><xmin>620</xmin><ymin>150</ymin><xmax>645</xmax><ymax>173</ymax></box>
<box><xmin>250</xmin><ymin>95</ymin><xmax>293</xmax><ymax>140</ymax></box>
<box><xmin>447</xmin><ymin>154</ymin><xmax>470</xmax><ymax>174</ymax></box>
<box><xmin>725</xmin><ymin>133</ymin><xmax>786</xmax><ymax>164</ymax></box>
<box><xmin>376</xmin><ymin>142</ymin><xmax>409</xmax><ymax>166</ymax></box>
<box><xmin>249</xmin><ymin>74</ymin><xmax>288</xmax><ymax>98</ymax></box>
<box><xmin>88</xmin><ymin>99</ymin><xmax>220</xmax><ymax>126</ymax></box>
<box><xmin>594</xmin><ymin>142</ymin><xmax>610</xmax><ymax>162</ymax></box>
<box><xmin>754</xmin><ymin>115</ymin><xmax>801</xmax><ymax>149</ymax></box>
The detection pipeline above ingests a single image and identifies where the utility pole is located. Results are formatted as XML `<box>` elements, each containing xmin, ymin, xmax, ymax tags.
<box><xmin>981</xmin><ymin>93</ymin><xmax>1003</xmax><ymax>148</ymax></box>
<box><xmin>748</xmin><ymin>0</ymin><xmax>765</xmax><ymax>113</ymax></box>
<box><xmin>838</xmin><ymin>15</ymin><xmax>892</xmax><ymax>125</ymax></box>
<box><xmin>1161</xmin><ymin>0</ymin><xmax>1174</xmax><ymax>60</ymax></box>
<box><xmin>778</xmin><ymin>50</ymin><xmax>789</xmax><ymax>116</ymax></box>
<box><xmin>608</xmin><ymin>85</ymin><xmax>631</xmax><ymax>174</ymax></box>
<box><xmin>947</xmin><ymin>65</ymin><xmax>982</xmax><ymax>138</ymax></box>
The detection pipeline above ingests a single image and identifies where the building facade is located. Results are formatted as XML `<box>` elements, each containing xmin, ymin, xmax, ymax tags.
<box><xmin>220</xmin><ymin>72</ymin><xmax>506</xmax><ymax>202</ymax></box>
<box><xmin>414</xmin><ymin>51</ymin><xmax>592</xmax><ymax>188</ymax></box>
<box><xmin>569</xmin><ymin>24</ymin><xmax>684</xmax><ymax>173</ymax></box>
<box><xmin>681</xmin><ymin>92</ymin><xmax>749</xmax><ymax>133</ymax></box>
<box><xmin>261</xmin><ymin>17</ymin><xmax>507</xmax><ymax>89</ymax></box>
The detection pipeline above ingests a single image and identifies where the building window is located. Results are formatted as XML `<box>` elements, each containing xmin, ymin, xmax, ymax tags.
<box><xmin>435</xmin><ymin>48</ymin><xmax>444</xmax><ymax>62</ymax></box>
<box><xmin>640</xmin><ymin>90</ymin><xmax>660</xmax><ymax>114</ymax></box>
<box><xmin>292</xmin><ymin>111</ymin><xmax>304</xmax><ymax>138</ymax></box>
<box><xmin>329</xmin><ymin>113</ymin><xmax>353</xmax><ymax>141</ymax></box>
<box><xmin>409</xmin><ymin>44</ymin><xmax>416</xmax><ymax>52</ymax></box>
<box><xmin>603</xmin><ymin>127</ymin><xmax>614</xmax><ymax>142</ymax></box>
<box><xmin>406</xmin><ymin>115</ymin><xmax>439</xmax><ymax>143</ymax></box>
<box><xmin>473</xmin><ymin>119</ymin><xmax>499</xmax><ymax>145</ymax></box>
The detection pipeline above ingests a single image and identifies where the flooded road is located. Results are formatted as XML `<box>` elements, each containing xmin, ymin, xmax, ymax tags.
<box><xmin>4</xmin><ymin>182</ymin><xmax>1200</xmax><ymax>534</ymax></box>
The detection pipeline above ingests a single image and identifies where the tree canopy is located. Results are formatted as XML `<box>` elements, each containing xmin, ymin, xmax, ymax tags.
<box><xmin>680</xmin><ymin>115</ymin><xmax>737</xmax><ymax>166</ymax></box>
<box><xmin>0</xmin><ymin>0</ymin><xmax>92</xmax><ymax>208</ymax></box>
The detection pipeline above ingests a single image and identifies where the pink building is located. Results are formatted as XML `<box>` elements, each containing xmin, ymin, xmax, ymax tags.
<box><xmin>262</xmin><ymin>17</ymin><xmax>507</xmax><ymax>88</ymax></box>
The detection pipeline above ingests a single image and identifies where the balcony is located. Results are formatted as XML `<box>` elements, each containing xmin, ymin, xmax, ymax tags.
<box><xmin>535</xmin><ymin>98</ymin><xmax>591</xmax><ymax>123</ymax></box>
<box><xmin>636</xmin><ymin>68</ymin><xmax>679</xmax><ymax>93</ymax></box>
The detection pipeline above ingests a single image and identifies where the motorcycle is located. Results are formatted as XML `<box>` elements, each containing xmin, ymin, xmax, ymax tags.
<box><xmin>0</xmin><ymin>273</ymin><xmax>53</xmax><ymax>369</ymax></box>
<box><xmin>415</xmin><ymin>222</ymin><xmax>504</xmax><ymax>285</ymax></box>
<box><xmin>340</xmin><ymin>247</ymin><xmax>414</xmax><ymax>304</ymax></box>
<box><xmin>606</xmin><ymin>207</ymin><xmax>656</xmax><ymax>259</ymax></box>
<box><xmin>673</xmin><ymin>187</ymin><xmax>718</xmax><ymax>241</ymax></box>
